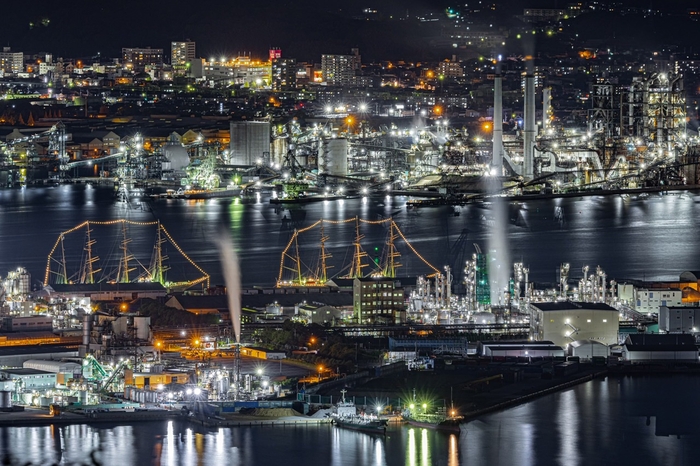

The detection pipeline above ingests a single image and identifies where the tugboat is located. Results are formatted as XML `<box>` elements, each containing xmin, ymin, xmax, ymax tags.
<box><xmin>331</xmin><ymin>390</ymin><xmax>388</xmax><ymax>435</ymax></box>
<box><xmin>402</xmin><ymin>388</ymin><xmax>462</xmax><ymax>433</ymax></box>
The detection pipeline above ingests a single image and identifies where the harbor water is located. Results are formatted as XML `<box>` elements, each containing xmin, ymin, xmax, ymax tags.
<box><xmin>1</xmin><ymin>184</ymin><xmax>699</xmax><ymax>287</ymax></box>
<box><xmin>0</xmin><ymin>375</ymin><xmax>699</xmax><ymax>466</ymax></box>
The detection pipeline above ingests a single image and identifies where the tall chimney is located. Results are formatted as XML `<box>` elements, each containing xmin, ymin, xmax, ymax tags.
<box><xmin>542</xmin><ymin>87</ymin><xmax>551</xmax><ymax>132</ymax></box>
<box><xmin>523</xmin><ymin>73</ymin><xmax>536</xmax><ymax>180</ymax></box>
<box><xmin>492</xmin><ymin>75</ymin><xmax>503</xmax><ymax>174</ymax></box>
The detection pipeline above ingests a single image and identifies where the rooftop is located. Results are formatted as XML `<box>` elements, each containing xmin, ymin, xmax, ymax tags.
<box><xmin>532</xmin><ymin>302</ymin><xmax>617</xmax><ymax>312</ymax></box>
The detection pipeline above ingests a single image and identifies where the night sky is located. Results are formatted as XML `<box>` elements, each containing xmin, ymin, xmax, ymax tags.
<box><xmin>2</xmin><ymin>1</ymin><xmax>699</xmax><ymax>61</ymax></box>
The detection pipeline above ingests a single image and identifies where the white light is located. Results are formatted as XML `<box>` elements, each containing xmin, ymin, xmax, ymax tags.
<box><xmin>186</xmin><ymin>388</ymin><xmax>193</xmax><ymax>395</ymax></box>
<box><xmin>193</xmin><ymin>388</ymin><xmax>202</xmax><ymax>396</ymax></box>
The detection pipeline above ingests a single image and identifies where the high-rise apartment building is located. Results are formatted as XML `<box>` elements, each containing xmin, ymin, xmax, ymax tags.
<box><xmin>321</xmin><ymin>48</ymin><xmax>360</xmax><ymax>86</ymax></box>
<box><xmin>0</xmin><ymin>47</ymin><xmax>24</xmax><ymax>76</ymax></box>
<box><xmin>122</xmin><ymin>47</ymin><xmax>163</xmax><ymax>70</ymax></box>
<box><xmin>272</xmin><ymin>58</ymin><xmax>297</xmax><ymax>91</ymax></box>
<box><xmin>171</xmin><ymin>41</ymin><xmax>195</xmax><ymax>69</ymax></box>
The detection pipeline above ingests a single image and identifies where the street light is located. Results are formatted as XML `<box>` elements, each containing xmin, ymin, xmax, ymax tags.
<box><xmin>318</xmin><ymin>365</ymin><xmax>324</xmax><ymax>381</ymax></box>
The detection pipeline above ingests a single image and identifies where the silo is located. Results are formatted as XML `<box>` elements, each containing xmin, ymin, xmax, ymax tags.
<box><xmin>229</xmin><ymin>121</ymin><xmax>271</xmax><ymax>166</ymax></box>
<box><xmin>133</xmin><ymin>317</ymin><xmax>151</xmax><ymax>341</ymax></box>
<box><xmin>162</xmin><ymin>132</ymin><xmax>189</xmax><ymax>172</ymax></box>
<box><xmin>0</xmin><ymin>391</ymin><xmax>11</xmax><ymax>408</ymax></box>
<box><xmin>318</xmin><ymin>138</ymin><xmax>348</xmax><ymax>177</ymax></box>
<box><xmin>82</xmin><ymin>314</ymin><xmax>92</xmax><ymax>346</ymax></box>
<box><xmin>271</xmin><ymin>137</ymin><xmax>288</xmax><ymax>167</ymax></box>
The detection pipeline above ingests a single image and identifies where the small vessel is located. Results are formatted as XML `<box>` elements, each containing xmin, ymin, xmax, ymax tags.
<box><xmin>402</xmin><ymin>388</ymin><xmax>462</xmax><ymax>433</ymax></box>
<box><xmin>183</xmin><ymin>187</ymin><xmax>242</xmax><ymax>199</ymax></box>
<box><xmin>331</xmin><ymin>390</ymin><xmax>387</xmax><ymax>434</ymax></box>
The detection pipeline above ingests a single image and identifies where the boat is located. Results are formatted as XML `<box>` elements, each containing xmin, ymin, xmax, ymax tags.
<box><xmin>330</xmin><ymin>390</ymin><xmax>388</xmax><ymax>434</ymax></box>
<box><xmin>403</xmin><ymin>411</ymin><xmax>461</xmax><ymax>433</ymax></box>
<box><xmin>402</xmin><ymin>388</ymin><xmax>462</xmax><ymax>433</ymax></box>
<box><xmin>269</xmin><ymin>194</ymin><xmax>346</xmax><ymax>204</ymax></box>
<box><xmin>183</xmin><ymin>187</ymin><xmax>243</xmax><ymax>199</ymax></box>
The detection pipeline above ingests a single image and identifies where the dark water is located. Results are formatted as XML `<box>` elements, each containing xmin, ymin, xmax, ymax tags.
<box><xmin>1</xmin><ymin>376</ymin><xmax>699</xmax><ymax>466</ymax></box>
<box><xmin>0</xmin><ymin>185</ymin><xmax>698</xmax><ymax>287</ymax></box>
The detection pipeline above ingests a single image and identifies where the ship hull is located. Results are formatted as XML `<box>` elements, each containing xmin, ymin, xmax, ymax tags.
<box><xmin>405</xmin><ymin>418</ymin><xmax>461</xmax><ymax>433</ymax></box>
<box><xmin>332</xmin><ymin>418</ymin><xmax>387</xmax><ymax>434</ymax></box>
<box><xmin>183</xmin><ymin>188</ymin><xmax>242</xmax><ymax>199</ymax></box>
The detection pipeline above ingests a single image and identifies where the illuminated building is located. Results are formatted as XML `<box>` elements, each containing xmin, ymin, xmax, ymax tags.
<box><xmin>353</xmin><ymin>277</ymin><xmax>406</xmax><ymax>324</ymax></box>
<box><xmin>529</xmin><ymin>302</ymin><xmax>619</xmax><ymax>348</ymax></box>
<box><xmin>121</xmin><ymin>47</ymin><xmax>163</xmax><ymax>70</ymax></box>
<box><xmin>171</xmin><ymin>40</ymin><xmax>195</xmax><ymax>76</ymax></box>
<box><xmin>203</xmin><ymin>56</ymin><xmax>271</xmax><ymax>87</ymax></box>
<box><xmin>0</xmin><ymin>47</ymin><xmax>24</xmax><ymax>76</ymax></box>
<box><xmin>321</xmin><ymin>48</ymin><xmax>361</xmax><ymax>86</ymax></box>
<box><xmin>272</xmin><ymin>58</ymin><xmax>297</xmax><ymax>91</ymax></box>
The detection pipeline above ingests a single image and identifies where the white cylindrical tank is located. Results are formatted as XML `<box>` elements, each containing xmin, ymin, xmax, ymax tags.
<box><xmin>318</xmin><ymin>138</ymin><xmax>348</xmax><ymax>177</ymax></box>
<box><xmin>133</xmin><ymin>317</ymin><xmax>151</xmax><ymax>341</ymax></box>
<box><xmin>0</xmin><ymin>391</ymin><xmax>11</xmax><ymax>408</ymax></box>
<box><xmin>272</xmin><ymin>138</ymin><xmax>288</xmax><ymax>167</ymax></box>
<box><xmin>82</xmin><ymin>314</ymin><xmax>91</xmax><ymax>346</ymax></box>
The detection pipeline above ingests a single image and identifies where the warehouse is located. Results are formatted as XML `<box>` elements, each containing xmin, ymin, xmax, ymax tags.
<box><xmin>621</xmin><ymin>334</ymin><xmax>698</xmax><ymax>363</ymax></box>
<box><xmin>529</xmin><ymin>302</ymin><xmax>619</xmax><ymax>348</ymax></box>
<box><xmin>477</xmin><ymin>340</ymin><xmax>565</xmax><ymax>358</ymax></box>
<box><xmin>567</xmin><ymin>340</ymin><xmax>610</xmax><ymax>360</ymax></box>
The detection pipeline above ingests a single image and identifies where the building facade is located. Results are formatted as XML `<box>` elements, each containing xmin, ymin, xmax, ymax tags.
<box><xmin>321</xmin><ymin>50</ymin><xmax>360</xmax><ymax>86</ymax></box>
<box><xmin>353</xmin><ymin>277</ymin><xmax>405</xmax><ymax>324</ymax></box>
<box><xmin>635</xmin><ymin>289</ymin><xmax>682</xmax><ymax>314</ymax></box>
<box><xmin>529</xmin><ymin>302</ymin><xmax>619</xmax><ymax>348</ymax></box>
<box><xmin>229</xmin><ymin>121</ymin><xmax>271</xmax><ymax>166</ymax></box>
<box><xmin>272</xmin><ymin>58</ymin><xmax>297</xmax><ymax>91</ymax></box>
<box><xmin>122</xmin><ymin>47</ymin><xmax>164</xmax><ymax>70</ymax></box>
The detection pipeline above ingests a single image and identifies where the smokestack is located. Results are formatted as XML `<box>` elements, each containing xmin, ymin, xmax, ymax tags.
<box><xmin>492</xmin><ymin>75</ymin><xmax>503</xmax><ymax>174</ymax></box>
<box><xmin>542</xmin><ymin>88</ymin><xmax>551</xmax><ymax>132</ymax></box>
<box><xmin>523</xmin><ymin>73</ymin><xmax>536</xmax><ymax>180</ymax></box>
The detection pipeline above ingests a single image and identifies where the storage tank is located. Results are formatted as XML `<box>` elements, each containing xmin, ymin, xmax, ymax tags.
<box><xmin>133</xmin><ymin>317</ymin><xmax>151</xmax><ymax>341</ymax></box>
<box><xmin>82</xmin><ymin>314</ymin><xmax>91</xmax><ymax>346</ymax></box>
<box><xmin>0</xmin><ymin>391</ymin><xmax>11</xmax><ymax>408</ymax></box>
<box><xmin>162</xmin><ymin>132</ymin><xmax>189</xmax><ymax>171</ymax></box>
<box><xmin>230</xmin><ymin>121</ymin><xmax>271</xmax><ymax>166</ymax></box>
<box><xmin>318</xmin><ymin>138</ymin><xmax>348</xmax><ymax>177</ymax></box>
<box><xmin>271</xmin><ymin>137</ymin><xmax>288</xmax><ymax>167</ymax></box>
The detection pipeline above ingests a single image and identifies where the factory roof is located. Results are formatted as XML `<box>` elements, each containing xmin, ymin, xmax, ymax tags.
<box><xmin>49</xmin><ymin>283</ymin><xmax>167</xmax><ymax>293</ymax></box>
<box><xmin>569</xmin><ymin>340</ymin><xmax>609</xmax><ymax>348</ymax></box>
<box><xmin>0</xmin><ymin>368</ymin><xmax>55</xmax><ymax>376</ymax></box>
<box><xmin>531</xmin><ymin>302</ymin><xmax>617</xmax><ymax>312</ymax></box>
<box><xmin>624</xmin><ymin>345</ymin><xmax>699</xmax><ymax>352</ymax></box>
<box><xmin>0</xmin><ymin>345</ymin><xmax>78</xmax><ymax>357</ymax></box>
<box><xmin>479</xmin><ymin>340</ymin><xmax>558</xmax><ymax>347</ymax></box>
<box><xmin>624</xmin><ymin>334</ymin><xmax>696</xmax><ymax>346</ymax></box>
<box><xmin>169</xmin><ymin>293</ymin><xmax>353</xmax><ymax>311</ymax></box>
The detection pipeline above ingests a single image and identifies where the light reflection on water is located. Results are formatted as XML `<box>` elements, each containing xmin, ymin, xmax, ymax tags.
<box><xmin>3</xmin><ymin>376</ymin><xmax>700</xmax><ymax>466</ymax></box>
<box><xmin>2</xmin><ymin>185</ymin><xmax>700</xmax><ymax>286</ymax></box>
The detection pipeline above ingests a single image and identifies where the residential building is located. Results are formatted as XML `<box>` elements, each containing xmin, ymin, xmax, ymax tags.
<box><xmin>321</xmin><ymin>49</ymin><xmax>361</xmax><ymax>86</ymax></box>
<box><xmin>171</xmin><ymin>40</ymin><xmax>195</xmax><ymax>66</ymax></box>
<box><xmin>353</xmin><ymin>277</ymin><xmax>405</xmax><ymax>324</ymax></box>
<box><xmin>272</xmin><ymin>58</ymin><xmax>297</xmax><ymax>91</ymax></box>
<box><xmin>0</xmin><ymin>47</ymin><xmax>23</xmax><ymax>76</ymax></box>
<box><xmin>122</xmin><ymin>47</ymin><xmax>163</xmax><ymax>70</ymax></box>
